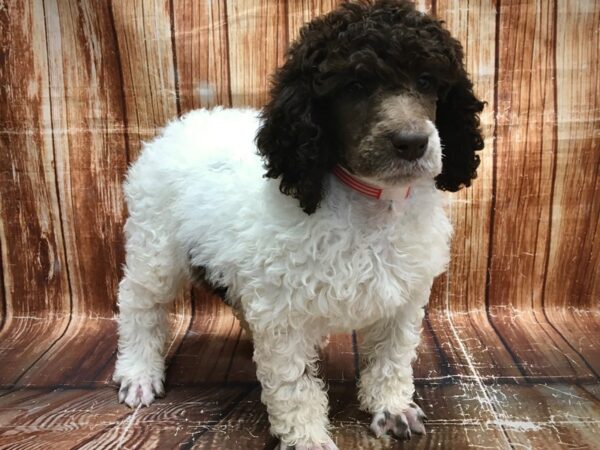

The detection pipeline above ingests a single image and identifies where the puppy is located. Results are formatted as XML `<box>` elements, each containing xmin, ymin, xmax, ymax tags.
<box><xmin>113</xmin><ymin>1</ymin><xmax>484</xmax><ymax>448</ymax></box>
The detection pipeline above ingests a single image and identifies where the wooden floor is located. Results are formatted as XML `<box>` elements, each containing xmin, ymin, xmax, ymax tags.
<box><xmin>0</xmin><ymin>296</ymin><xmax>599</xmax><ymax>449</ymax></box>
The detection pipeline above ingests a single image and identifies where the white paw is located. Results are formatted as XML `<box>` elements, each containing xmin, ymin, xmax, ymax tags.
<box><xmin>117</xmin><ymin>375</ymin><xmax>164</xmax><ymax>408</ymax></box>
<box><xmin>370</xmin><ymin>402</ymin><xmax>427</xmax><ymax>440</ymax></box>
<box><xmin>279</xmin><ymin>436</ymin><xmax>338</xmax><ymax>450</ymax></box>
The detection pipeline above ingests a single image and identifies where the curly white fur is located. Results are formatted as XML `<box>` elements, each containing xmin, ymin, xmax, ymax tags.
<box><xmin>113</xmin><ymin>107</ymin><xmax>452</xmax><ymax>448</ymax></box>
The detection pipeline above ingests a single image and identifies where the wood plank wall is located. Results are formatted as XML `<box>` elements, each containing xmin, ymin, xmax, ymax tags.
<box><xmin>0</xmin><ymin>0</ymin><xmax>598</xmax><ymax>340</ymax></box>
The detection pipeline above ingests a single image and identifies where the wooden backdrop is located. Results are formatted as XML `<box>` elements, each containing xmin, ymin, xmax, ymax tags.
<box><xmin>0</xmin><ymin>0</ymin><xmax>599</xmax><ymax>388</ymax></box>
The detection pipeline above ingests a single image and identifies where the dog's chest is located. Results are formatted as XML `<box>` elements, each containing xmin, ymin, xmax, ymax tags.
<box><xmin>191</xmin><ymin>182</ymin><xmax>452</xmax><ymax>331</ymax></box>
<box><xmin>263</xmin><ymin>208</ymin><xmax>450</xmax><ymax>330</ymax></box>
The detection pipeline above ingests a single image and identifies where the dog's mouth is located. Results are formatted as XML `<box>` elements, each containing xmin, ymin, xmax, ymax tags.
<box><xmin>381</xmin><ymin>160</ymin><xmax>428</xmax><ymax>183</ymax></box>
<box><xmin>347</xmin><ymin>158</ymin><xmax>431</xmax><ymax>189</ymax></box>
<box><xmin>359</xmin><ymin>148</ymin><xmax>441</xmax><ymax>186</ymax></box>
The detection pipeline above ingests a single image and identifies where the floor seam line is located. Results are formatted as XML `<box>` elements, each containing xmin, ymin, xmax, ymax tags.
<box><xmin>444</xmin><ymin>276</ymin><xmax>514</xmax><ymax>449</ymax></box>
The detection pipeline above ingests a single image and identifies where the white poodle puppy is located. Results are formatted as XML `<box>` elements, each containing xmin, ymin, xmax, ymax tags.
<box><xmin>113</xmin><ymin>1</ymin><xmax>484</xmax><ymax>449</ymax></box>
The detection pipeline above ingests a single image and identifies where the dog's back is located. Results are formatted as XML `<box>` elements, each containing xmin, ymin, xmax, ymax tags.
<box><xmin>124</xmin><ymin>107</ymin><xmax>261</xmax><ymax>208</ymax></box>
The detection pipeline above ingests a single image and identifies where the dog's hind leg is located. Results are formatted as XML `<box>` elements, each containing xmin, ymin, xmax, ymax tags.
<box><xmin>113</xmin><ymin>217</ymin><xmax>184</xmax><ymax>407</ymax></box>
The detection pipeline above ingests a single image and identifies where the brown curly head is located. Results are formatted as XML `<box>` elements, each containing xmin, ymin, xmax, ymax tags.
<box><xmin>256</xmin><ymin>0</ymin><xmax>485</xmax><ymax>214</ymax></box>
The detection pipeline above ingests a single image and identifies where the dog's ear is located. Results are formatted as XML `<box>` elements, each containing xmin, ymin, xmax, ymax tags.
<box><xmin>434</xmin><ymin>71</ymin><xmax>485</xmax><ymax>192</ymax></box>
<box><xmin>256</xmin><ymin>45</ymin><xmax>336</xmax><ymax>215</ymax></box>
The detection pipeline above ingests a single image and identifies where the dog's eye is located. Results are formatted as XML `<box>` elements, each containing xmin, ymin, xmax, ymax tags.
<box><xmin>345</xmin><ymin>81</ymin><xmax>366</xmax><ymax>94</ymax></box>
<box><xmin>416</xmin><ymin>75</ymin><xmax>437</xmax><ymax>94</ymax></box>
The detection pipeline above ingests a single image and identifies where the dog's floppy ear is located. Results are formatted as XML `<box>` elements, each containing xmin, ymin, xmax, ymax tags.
<box><xmin>434</xmin><ymin>70</ymin><xmax>485</xmax><ymax>192</ymax></box>
<box><xmin>256</xmin><ymin>44</ymin><xmax>336</xmax><ymax>215</ymax></box>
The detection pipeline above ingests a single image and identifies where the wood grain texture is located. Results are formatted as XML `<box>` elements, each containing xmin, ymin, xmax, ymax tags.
<box><xmin>172</xmin><ymin>0</ymin><xmax>231</xmax><ymax>112</ymax></box>
<box><xmin>0</xmin><ymin>318</ymin><xmax>69</xmax><ymax>386</ymax></box>
<box><xmin>4</xmin><ymin>0</ymin><xmax>131</xmax><ymax>389</ymax></box>
<box><xmin>482</xmin><ymin>0</ymin><xmax>596</xmax><ymax>385</ymax></box>
<box><xmin>226</xmin><ymin>0</ymin><xmax>288</xmax><ymax>107</ymax></box>
<box><xmin>320</xmin><ymin>333</ymin><xmax>357</xmax><ymax>382</ymax></box>
<box><xmin>3</xmin><ymin>383</ymin><xmax>598</xmax><ymax>449</ymax></box>
<box><xmin>2</xmin><ymin>313</ymin><xmax>195</xmax><ymax>388</ymax></box>
<box><xmin>490</xmin><ymin>0</ymin><xmax>556</xmax><ymax>311</ymax></box>
<box><xmin>0</xmin><ymin>0</ymin><xmax>69</xmax><ymax>318</ymax></box>
<box><xmin>427</xmin><ymin>311</ymin><xmax>523</xmax><ymax>381</ymax></box>
<box><xmin>167</xmin><ymin>292</ymin><xmax>256</xmax><ymax>384</ymax></box>
<box><xmin>14</xmin><ymin>317</ymin><xmax>117</xmax><ymax>387</ymax></box>
<box><xmin>544</xmin><ymin>309</ymin><xmax>600</xmax><ymax>376</ymax></box>
<box><xmin>0</xmin><ymin>388</ymin><xmax>131</xmax><ymax>449</ymax></box>
<box><xmin>186</xmin><ymin>387</ymin><xmax>276</xmax><ymax>450</ymax></box>
<box><xmin>0</xmin><ymin>243</ymin><xmax>4</xmax><ymax>332</ymax></box>
<box><xmin>45</xmin><ymin>0</ymin><xmax>128</xmax><ymax>317</ymax></box>
<box><xmin>0</xmin><ymin>0</ymin><xmax>71</xmax><ymax>386</ymax></box>
<box><xmin>543</xmin><ymin>0</ymin><xmax>600</xmax><ymax>310</ymax></box>
<box><xmin>413</xmin><ymin>315</ymin><xmax>448</xmax><ymax>381</ymax></box>
<box><xmin>111</xmin><ymin>0</ymin><xmax>179</xmax><ymax>153</ymax></box>
<box><xmin>488</xmin><ymin>383</ymin><xmax>600</xmax><ymax>450</ymax></box>
<box><xmin>490</xmin><ymin>308</ymin><xmax>596</xmax><ymax>382</ymax></box>
<box><xmin>74</xmin><ymin>386</ymin><xmax>252</xmax><ymax>449</ymax></box>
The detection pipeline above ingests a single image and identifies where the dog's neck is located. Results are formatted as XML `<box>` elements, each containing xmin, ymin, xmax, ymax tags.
<box><xmin>331</xmin><ymin>165</ymin><xmax>411</xmax><ymax>205</ymax></box>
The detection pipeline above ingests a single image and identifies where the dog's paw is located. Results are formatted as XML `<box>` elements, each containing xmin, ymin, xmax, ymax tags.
<box><xmin>278</xmin><ymin>436</ymin><xmax>338</xmax><ymax>450</ymax></box>
<box><xmin>370</xmin><ymin>402</ymin><xmax>427</xmax><ymax>440</ymax></box>
<box><xmin>117</xmin><ymin>375</ymin><xmax>164</xmax><ymax>408</ymax></box>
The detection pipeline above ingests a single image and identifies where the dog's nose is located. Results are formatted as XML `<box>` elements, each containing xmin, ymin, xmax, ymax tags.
<box><xmin>390</xmin><ymin>132</ymin><xmax>429</xmax><ymax>161</ymax></box>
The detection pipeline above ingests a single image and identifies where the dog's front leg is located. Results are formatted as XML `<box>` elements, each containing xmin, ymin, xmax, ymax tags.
<box><xmin>357</xmin><ymin>297</ymin><xmax>428</xmax><ymax>440</ymax></box>
<box><xmin>252</xmin><ymin>327</ymin><xmax>337</xmax><ymax>450</ymax></box>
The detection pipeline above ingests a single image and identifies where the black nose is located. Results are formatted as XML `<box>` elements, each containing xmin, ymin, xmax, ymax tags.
<box><xmin>390</xmin><ymin>132</ymin><xmax>429</xmax><ymax>161</ymax></box>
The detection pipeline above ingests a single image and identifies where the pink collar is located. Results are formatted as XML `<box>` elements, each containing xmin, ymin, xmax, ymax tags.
<box><xmin>332</xmin><ymin>165</ymin><xmax>411</xmax><ymax>202</ymax></box>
